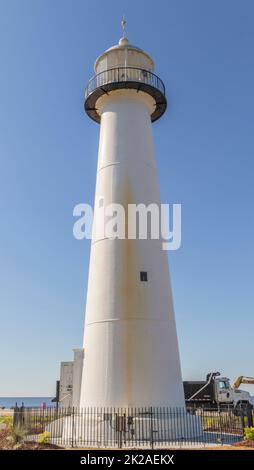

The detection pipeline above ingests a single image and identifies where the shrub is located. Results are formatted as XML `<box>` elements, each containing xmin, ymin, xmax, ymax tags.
<box><xmin>244</xmin><ymin>427</ymin><xmax>254</xmax><ymax>441</ymax></box>
<box><xmin>0</xmin><ymin>415</ymin><xmax>13</xmax><ymax>428</ymax></box>
<box><xmin>203</xmin><ymin>417</ymin><xmax>218</xmax><ymax>429</ymax></box>
<box><xmin>9</xmin><ymin>425</ymin><xmax>27</xmax><ymax>445</ymax></box>
<box><xmin>38</xmin><ymin>431</ymin><xmax>50</xmax><ymax>444</ymax></box>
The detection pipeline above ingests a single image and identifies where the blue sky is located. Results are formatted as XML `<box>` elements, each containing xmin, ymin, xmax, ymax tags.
<box><xmin>0</xmin><ymin>0</ymin><xmax>254</xmax><ymax>396</ymax></box>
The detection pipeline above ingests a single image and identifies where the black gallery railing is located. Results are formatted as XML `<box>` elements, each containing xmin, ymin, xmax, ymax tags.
<box><xmin>13</xmin><ymin>406</ymin><xmax>252</xmax><ymax>448</ymax></box>
<box><xmin>85</xmin><ymin>67</ymin><xmax>165</xmax><ymax>99</ymax></box>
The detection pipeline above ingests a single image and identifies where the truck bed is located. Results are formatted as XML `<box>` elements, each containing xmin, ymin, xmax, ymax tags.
<box><xmin>183</xmin><ymin>380</ymin><xmax>214</xmax><ymax>402</ymax></box>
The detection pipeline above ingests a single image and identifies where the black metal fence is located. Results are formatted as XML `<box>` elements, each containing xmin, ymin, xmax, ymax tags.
<box><xmin>13</xmin><ymin>406</ymin><xmax>253</xmax><ymax>449</ymax></box>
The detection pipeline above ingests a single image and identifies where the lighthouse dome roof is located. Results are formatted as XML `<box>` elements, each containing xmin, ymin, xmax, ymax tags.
<box><xmin>106</xmin><ymin>36</ymin><xmax>143</xmax><ymax>52</ymax></box>
<box><xmin>94</xmin><ymin>36</ymin><xmax>155</xmax><ymax>73</ymax></box>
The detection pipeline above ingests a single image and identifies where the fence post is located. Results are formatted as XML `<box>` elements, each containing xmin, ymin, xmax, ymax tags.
<box><xmin>71</xmin><ymin>407</ymin><xmax>75</xmax><ymax>448</ymax></box>
<box><xmin>149</xmin><ymin>407</ymin><xmax>154</xmax><ymax>449</ymax></box>
<box><xmin>13</xmin><ymin>404</ymin><xmax>18</xmax><ymax>428</ymax></box>
<box><xmin>247</xmin><ymin>407</ymin><xmax>253</xmax><ymax>428</ymax></box>
<box><xmin>218</xmin><ymin>408</ymin><xmax>224</xmax><ymax>446</ymax></box>
<box><xmin>240</xmin><ymin>407</ymin><xmax>245</xmax><ymax>437</ymax></box>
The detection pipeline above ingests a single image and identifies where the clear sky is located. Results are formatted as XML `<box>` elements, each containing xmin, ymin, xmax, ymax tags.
<box><xmin>0</xmin><ymin>0</ymin><xmax>254</xmax><ymax>396</ymax></box>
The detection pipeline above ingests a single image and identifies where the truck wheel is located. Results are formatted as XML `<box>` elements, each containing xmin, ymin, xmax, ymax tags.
<box><xmin>246</xmin><ymin>402</ymin><xmax>254</xmax><ymax>412</ymax></box>
<box><xmin>234</xmin><ymin>402</ymin><xmax>253</xmax><ymax>416</ymax></box>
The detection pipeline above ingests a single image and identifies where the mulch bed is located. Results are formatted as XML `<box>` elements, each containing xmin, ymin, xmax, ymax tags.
<box><xmin>16</xmin><ymin>441</ymin><xmax>62</xmax><ymax>450</ymax></box>
<box><xmin>233</xmin><ymin>440</ymin><xmax>254</xmax><ymax>448</ymax></box>
<box><xmin>0</xmin><ymin>429</ymin><xmax>62</xmax><ymax>450</ymax></box>
<box><xmin>0</xmin><ymin>428</ymin><xmax>12</xmax><ymax>450</ymax></box>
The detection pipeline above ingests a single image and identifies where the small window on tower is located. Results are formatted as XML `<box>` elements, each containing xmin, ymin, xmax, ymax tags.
<box><xmin>140</xmin><ymin>271</ymin><xmax>148</xmax><ymax>282</ymax></box>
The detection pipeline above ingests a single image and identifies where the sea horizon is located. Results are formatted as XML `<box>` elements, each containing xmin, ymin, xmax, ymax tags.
<box><xmin>0</xmin><ymin>397</ymin><xmax>55</xmax><ymax>408</ymax></box>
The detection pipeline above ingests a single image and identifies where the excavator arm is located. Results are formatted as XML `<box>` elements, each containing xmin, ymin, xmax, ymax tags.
<box><xmin>233</xmin><ymin>376</ymin><xmax>254</xmax><ymax>388</ymax></box>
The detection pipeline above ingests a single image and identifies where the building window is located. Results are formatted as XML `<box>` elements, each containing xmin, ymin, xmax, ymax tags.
<box><xmin>140</xmin><ymin>271</ymin><xmax>148</xmax><ymax>282</ymax></box>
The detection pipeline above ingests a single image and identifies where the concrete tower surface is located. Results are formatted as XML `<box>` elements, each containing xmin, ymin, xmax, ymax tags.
<box><xmin>79</xmin><ymin>33</ymin><xmax>185</xmax><ymax>408</ymax></box>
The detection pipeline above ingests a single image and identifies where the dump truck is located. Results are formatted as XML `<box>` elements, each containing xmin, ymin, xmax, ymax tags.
<box><xmin>183</xmin><ymin>372</ymin><xmax>254</xmax><ymax>411</ymax></box>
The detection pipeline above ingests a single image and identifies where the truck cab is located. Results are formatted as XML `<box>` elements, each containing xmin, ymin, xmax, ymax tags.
<box><xmin>214</xmin><ymin>376</ymin><xmax>252</xmax><ymax>408</ymax></box>
<box><xmin>214</xmin><ymin>377</ymin><xmax>232</xmax><ymax>404</ymax></box>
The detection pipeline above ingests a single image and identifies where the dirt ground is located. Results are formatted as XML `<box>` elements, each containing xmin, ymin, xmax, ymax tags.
<box><xmin>186</xmin><ymin>446</ymin><xmax>254</xmax><ymax>450</ymax></box>
<box><xmin>233</xmin><ymin>440</ymin><xmax>254</xmax><ymax>449</ymax></box>
<box><xmin>64</xmin><ymin>444</ymin><xmax>254</xmax><ymax>451</ymax></box>
<box><xmin>0</xmin><ymin>429</ymin><xmax>62</xmax><ymax>450</ymax></box>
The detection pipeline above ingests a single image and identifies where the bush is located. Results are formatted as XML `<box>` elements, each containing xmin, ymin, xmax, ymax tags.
<box><xmin>244</xmin><ymin>427</ymin><xmax>254</xmax><ymax>440</ymax></box>
<box><xmin>0</xmin><ymin>415</ymin><xmax>13</xmax><ymax>428</ymax></box>
<box><xmin>38</xmin><ymin>431</ymin><xmax>50</xmax><ymax>444</ymax></box>
<box><xmin>9</xmin><ymin>425</ymin><xmax>27</xmax><ymax>444</ymax></box>
<box><xmin>204</xmin><ymin>417</ymin><xmax>216</xmax><ymax>428</ymax></box>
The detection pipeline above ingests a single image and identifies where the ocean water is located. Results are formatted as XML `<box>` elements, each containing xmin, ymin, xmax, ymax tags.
<box><xmin>0</xmin><ymin>397</ymin><xmax>55</xmax><ymax>408</ymax></box>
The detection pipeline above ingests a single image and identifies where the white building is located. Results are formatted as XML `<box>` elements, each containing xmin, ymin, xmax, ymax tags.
<box><xmin>58</xmin><ymin>349</ymin><xmax>84</xmax><ymax>408</ymax></box>
<box><xmin>59</xmin><ymin>361</ymin><xmax>73</xmax><ymax>408</ymax></box>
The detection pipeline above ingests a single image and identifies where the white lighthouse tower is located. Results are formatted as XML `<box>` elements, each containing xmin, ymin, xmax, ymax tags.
<box><xmin>79</xmin><ymin>26</ymin><xmax>185</xmax><ymax>409</ymax></box>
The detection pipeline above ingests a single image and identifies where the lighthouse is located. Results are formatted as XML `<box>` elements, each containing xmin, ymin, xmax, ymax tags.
<box><xmin>79</xmin><ymin>26</ymin><xmax>185</xmax><ymax>409</ymax></box>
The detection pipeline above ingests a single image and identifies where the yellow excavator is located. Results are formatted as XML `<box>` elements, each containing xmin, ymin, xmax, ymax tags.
<box><xmin>233</xmin><ymin>376</ymin><xmax>254</xmax><ymax>389</ymax></box>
